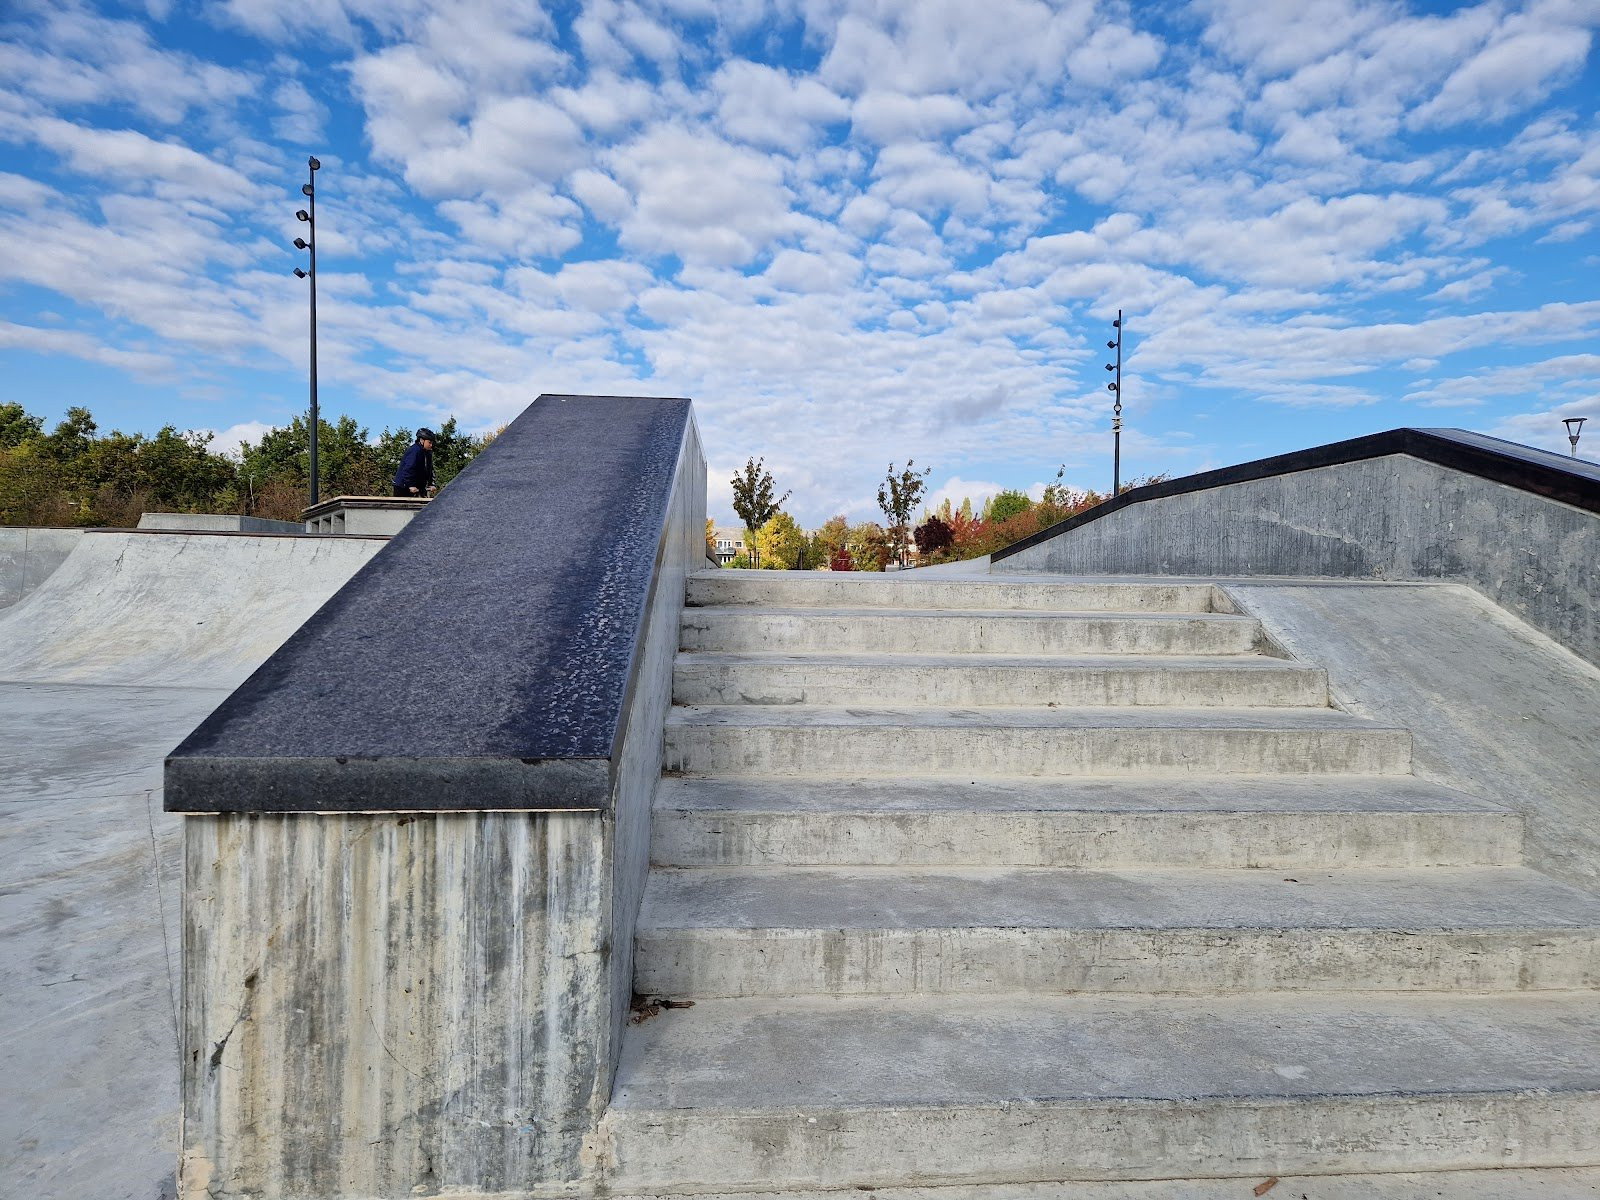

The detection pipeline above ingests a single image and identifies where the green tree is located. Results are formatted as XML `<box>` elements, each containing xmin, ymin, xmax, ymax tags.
<box><xmin>754</xmin><ymin>511</ymin><xmax>807</xmax><ymax>569</ymax></box>
<box><xmin>846</xmin><ymin>521</ymin><xmax>891</xmax><ymax>572</ymax></box>
<box><xmin>983</xmin><ymin>489</ymin><xmax>1032</xmax><ymax>523</ymax></box>
<box><xmin>730</xmin><ymin>457</ymin><xmax>790</xmax><ymax>568</ymax></box>
<box><xmin>0</xmin><ymin>403</ymin><xmax>43</xmax><ymax>449</ymax></box>
<box><xmin>876</xmin><ymin>460</ymin><xmax>930</xmax><ymax>568</ymax></box>
<box><xmin>809</xmin><ymin>514</ymin><xmax>849</xmax><ymax>571</ymax></box>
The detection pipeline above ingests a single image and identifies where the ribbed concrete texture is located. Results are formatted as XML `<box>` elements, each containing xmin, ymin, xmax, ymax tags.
<box><xmin>602</xmin><ymin>571</ymin><xmax>1600</xmax><ymax>1192</ymax></box>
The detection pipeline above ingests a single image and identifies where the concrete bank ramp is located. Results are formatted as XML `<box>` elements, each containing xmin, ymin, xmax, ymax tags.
<box><xmin>0</xmin><ymin>529</ymin><xmax>385</xmax><ymax>688</ymax></box>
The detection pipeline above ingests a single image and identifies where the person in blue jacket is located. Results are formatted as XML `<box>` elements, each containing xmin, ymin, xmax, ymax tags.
<box><xmin>393</xmin><ymin>428</ymin><xmax>436</xmax><ymax>497</ymax></box>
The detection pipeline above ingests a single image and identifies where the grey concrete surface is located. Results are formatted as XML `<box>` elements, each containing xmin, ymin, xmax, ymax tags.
<box><xmin>688</xmin><ymin>572</ymin><xmax>1220</xmax><ymax>612</ymax></box>
<box><xmin>136</xmin><ymin>512</ymin><xmax>303</xmax><ymax>533</ymax></box>
<box><xmin>673</xmin><ymin>652</ymin><xmax>1329</xmax><ymax>707</ymax></box>
<box><xmin>0</xmin><ymin>530</ymin><xmax>383</xmax><ymax>687</ymax></box>
<box><xmin>1224</xmin><ymin>582</ymin><xmax>1600</xmax><ymax>893</ymax></box>
<box><xmin>665</xmin><ymin>704</ymin><xmax>1412</xmax><ymax>778</ymax></box>
<box><xmin>1</xmin><ymin>682</ymin><xmax>226</xmax><ymax>1200</ymax></box>
<box><xmin>992</xmin><ymin>453</ymin><xmax>1600</xmax><ymax>666</ymax></box>
<box><xmin>682</xmin><ymin>606</ymin><xmax>1265</xmax><ymax>655</ymax></box>
<box><xmin>608</xmin><ymin>1167</ymin><xmax>1600</xmax><ymax>1200</ymax></box>
<box><xmin>650</xmin><ymin>776</ymin><xmax>1522</xmax><ymax>869</ymax></box>
<box><xmin>603</xmin><ymin>992</ymin><xmax>1600</xmax><ymax>1189</ymax></box>
<box><xmin>0</xmin><ymin>526</ymin><xmax>83</xmax><ymax>608</ymax></box>
<box><xmin>300</xmin><ymin>495</ymin><xmax>427</xmax><ymax>535</ymax></box>
<box><xmin>635</xmin><ymin>864</ymin><xmax>1600</xmax><ymax>996</ymax></box>
<box><xmin>0</xmin><ymin>530</ymin><xmax>383</xmax><ymax>1200</ymax></box>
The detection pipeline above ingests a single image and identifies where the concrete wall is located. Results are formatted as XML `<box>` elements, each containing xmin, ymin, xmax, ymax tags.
<box><xmin>995</xmin><ymin>454</ymin><xmax>1599</xmax><ymax>666</ymax></box>
<box><xmin>176</xmin><ymin>402</ymin><xmax>706</xmax><ymax>1198</ymax></box>
<box><xmin>137</xmin><ymin>513</ymin><xmax>304</xmax><ymax>534</ymax></box>
<box><xmin>0</xmin><ymin>527</ymin><xmax>84</xmax><ymax>608</ymax></box>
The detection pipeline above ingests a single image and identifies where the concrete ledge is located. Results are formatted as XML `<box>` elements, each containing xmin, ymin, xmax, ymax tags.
<box><xmin>0</xmin><ymin>526</ymin><xmax>84</xmax><ymax>608</ymax></box>
<box><xmin>301</xmin><ymin>494</ymin><xmax>429</xmax><ymax>535</ymax></box>
<box><xmin>137</xmin><ymin>512</ymin><xmax>304</xmax><ymax>533</ymax></box>
<box><xmin>167</xmin><ymin>395</ymin><xmax>696</xmax><ymax>813</ymax></box>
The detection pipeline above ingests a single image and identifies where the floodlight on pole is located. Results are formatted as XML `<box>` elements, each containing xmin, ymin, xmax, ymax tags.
<box><xmin>1105</xmin><ymin>310</ymin><xmax>1124</xmax><ymax>495</ymax></box>
<box><xmin>293</xmin><ymin>156</ymin><xmax>321</xmax><ymax>505</ymax></box>
<box><xmin>1565</xmin><ymin>416</ymin><xmax>1587</xmax><ymax>459</ymax></box>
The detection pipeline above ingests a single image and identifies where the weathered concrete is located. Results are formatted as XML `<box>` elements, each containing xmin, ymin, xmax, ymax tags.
<box><xmin>1224</xmin><ymin>580</ymin><xmax>1600</xmax><ymax>894</ymax></box>
<box><xmin>682</xmin><ymin>607</ymin><xmax>1266</xmax><ymax>656</ymax></box>
<box><xmin>0</xmin><ymin>681</ymin><xmax>221</xmax><ymax>1200</ymax></box>
<box><xmin>651</xmin><ymin>776</ymin><xmax>1522</xmax><ymax>869</ymax></box>
<box><xmin>174</xmin><ymin>397</ymin><xmax>705</xmax><ymax>1198</ymax></box>
<box><xmin>0</xmin><ymin>530</ymin><xmax>384</xmax><ymax>687</ymax></box>
<box><xmin>300</xmin><ymin>494</ymin><xmax>428</xmax><ymax>535</ymax></box>
<box><xmin>607</xmin><ymin>1168</ymin><xmax>1600</xmax><ymax>1200</ymax></box>
<box><xmin>636</xmin><ymin>864</ymin><xmax>1600</xmax><ymax>996</ymax></box>
<box><xmin>674</xmin><ymin>652</ymin><xmax>1328</xmax><ymax>707</ymax></box>
<box><xmin>0</xmin><ymin>525</ymin><xmax>83</xmax><ymax>608</ymax></box>
<box><xmin>604</xmin><ymin>992</ymin><xmax>1600</xmax><ymax>1189</ymax></box>
<box><xmin>137</xmin><ymin>512</ymin><xmax>304</xmax><ymax>534</ymax></box>
<box><xmin>665</xmin><ymin>705</ymin><xmax>1412</xmax><ymax>778</ymax></box>
<box><xmin>993</xmin><ymin>448</ymin><xmax>1600</xmax><ymax>666</ymax></box>
<box><xmin>688</xmin><ymin>573</ymin><xmax>1222</xmax><ymax>612</ymax></box>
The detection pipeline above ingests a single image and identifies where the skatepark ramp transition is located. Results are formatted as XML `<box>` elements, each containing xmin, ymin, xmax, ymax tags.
<box><xmin>0</xmin><ymin>530</ymin><xmax>387</xmax><ymax>688</ymax></box>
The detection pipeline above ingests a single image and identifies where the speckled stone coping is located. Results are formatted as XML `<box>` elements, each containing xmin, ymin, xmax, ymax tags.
<box><xmin>166</xmin><ymin>394</ymin><xmax>694</xmax><ymax>813</ymax></box>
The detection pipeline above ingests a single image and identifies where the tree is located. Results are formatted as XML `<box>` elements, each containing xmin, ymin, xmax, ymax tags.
<box><xmin>828</xmin><ymin>546</ymin><xmax>855</xmax><ymax>571</ymax></box>
<box><xmin>876</xmin><ymin>460</ymin><xmax>930</xmax><ymax>568</ymax></box>
<box><xmin>846</xmin><ymin>521</ymin><xmax>891</xmax><ymax>571</ymax></box>
<box><xmin>705</xmin><ymin>517</ymin><xmax>717</xmax><ymax>560</ymax></box>
<box><xmin>754</xmin><ymin>511</ymin><xmax>807</xmax><ymax>569</ymax></box>
<box><xmin>914</xmin><ymin>514</ymin><xmax>953</xmax><ymax>559</ymax></box>
<box><xmin>983</xmin><ymin>489</ymin><xmax>1032</xmax><ymax>523</ymax></box>
<box><xmin>0</xmin><ymin>403</ymin><xmax>43</xmax><ymax>450</ymax></box>
<box><xmin>730</xmin><ymin>457</ymin><xmax>790</xmax><ymax>567</ymax></box>
<box><xmin>809</xmin><ymin>514</ymin><xmax>849</xmax><ymax>571</ymax></box>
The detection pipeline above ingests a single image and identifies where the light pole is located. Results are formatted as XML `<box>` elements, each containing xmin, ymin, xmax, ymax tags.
<box><xmin>293</xmin><ymin>155</ymin><xmax>321</xmax><ymax>506</ymax></box>
<box><xmin>1565</xmin><ymin>417</ymin><xmax>1587</xmax><ymax>459</ymax></box>
<box><xmin>1105</xmin><ymin>310</ymin><xmax>1123</xmax><ymax>495</ymax></box>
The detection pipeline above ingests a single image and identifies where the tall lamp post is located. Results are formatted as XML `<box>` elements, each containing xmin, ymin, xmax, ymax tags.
<box><xmin>1565</xmin><ymin>417</ymin><xmax>1587</xmax><ymax>459</ymax></box>
<box><xmin>1105</xmin><ymin>310</ymin><xmax>1123</xmax><ymax>495</ymax></box>
<box><xmin>293</xmin><ymin>155</ymin><xmax>321</xmax><ymax>506</ymax></box>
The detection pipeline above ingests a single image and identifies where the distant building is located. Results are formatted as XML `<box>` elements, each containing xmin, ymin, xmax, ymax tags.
<box><xmin>711</xmin><ymin>526</ymin><xmax>746</xmax><ymax>565</ymax></box>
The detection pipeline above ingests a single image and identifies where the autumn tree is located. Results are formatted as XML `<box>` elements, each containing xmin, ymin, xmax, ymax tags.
<box><xmin>913</xmin><ymin>514</ymin><xmax>954</xmax><ymax>559</ymax></box>
<box><xmin>876</xmin><ymin>460</ymin><xmax>930</xmax><ymax>568</ymax></box>
<box><xmin>754</xmin><ymin>512</ymin><xmax>807</xmax><ymax>569</ymax></box>
<box><xmin>730</xmin><ymin>457</ymin><xmax>790</xmax><ymax>567</ymax></box>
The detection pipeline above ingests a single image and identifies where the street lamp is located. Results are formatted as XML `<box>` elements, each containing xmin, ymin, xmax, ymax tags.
<box><xmin>1105</xmin><ymin>310</ymin><xmax>1123</xmax><ymax>495</ymax></box>
<box><xmin>294</xmin><ymin>155</ymin><xmax>322</xmax><ymax>505</ymax></box>
<box><xmin>1565</xmin><ymin>417</ymin><xmax>1587</xmax><ymax>459</ymax></box>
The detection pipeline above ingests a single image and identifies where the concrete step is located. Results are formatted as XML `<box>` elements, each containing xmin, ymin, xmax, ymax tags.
<box><xmin>650</xmin><ymin>776</ymin><xmax>1523</xmax><ymax>869</ymax></box>
<box><xmin>673</xmin><ymin>652</ymin><xmax>1329</xmax><ymax>708</ymax></box>
<box><xmin>602</xmin><ymin>1167</ymin><xmax>1600</xmax><ymax>1200</ymax></box>
<box><xmin>634</xmin><ymin>865</ymin><xmax>1600</xmax><ymax>997</ymax></box>
<box><xmin>603</xmin><ymin>991</ymin><xmax>1600</xmax><ymax>1191</ymax></box>
<box><xmin>680</xmin><ymin>607</ymin><xmax>1264</xmax><ymax>656</ymax></box>
<box><xmin>663</xmin><ymin>706</ymin><xmax>1412</xmax><ymax>778</ymax></box>
<box><xmin>687</xmin><ymin>572</ymin><xmax>1222</xmax><ymax>613</ymax></box>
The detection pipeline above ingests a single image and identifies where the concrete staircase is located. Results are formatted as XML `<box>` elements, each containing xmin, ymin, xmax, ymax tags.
<box><xmin>601</xmin><ymin>572</ymin><xmax>1600</xmax><ymax>1192</ymax></box>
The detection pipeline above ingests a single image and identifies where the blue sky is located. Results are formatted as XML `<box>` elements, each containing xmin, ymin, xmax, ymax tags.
<box><xmin>0</xmin><ymin>0</ymin><xmax>1596</xmax><ymax>527</ymax></box>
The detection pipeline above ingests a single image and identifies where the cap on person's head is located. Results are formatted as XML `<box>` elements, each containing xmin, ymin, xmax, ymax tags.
<box><xmin>417</xmin><ymin>427</ymin><xmax>436</xmax><ymax>443</ymax></box>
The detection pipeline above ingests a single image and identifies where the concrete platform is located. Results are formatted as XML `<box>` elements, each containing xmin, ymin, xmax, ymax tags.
<box><xmin>650</xmin><ymin>776</ymin><xmax>1522</xmax><ymax>868</ymax></box>
<box><xmin>604</xmin><ymin>991</ymin><xmax>1600</xmax><ymax>1190</ymax></box>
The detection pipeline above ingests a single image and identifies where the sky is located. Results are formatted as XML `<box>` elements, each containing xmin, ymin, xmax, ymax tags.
<box><xmin>0</xmin><ymin>0</ymin><xmax>1597</xmax><ymax>528</ymax></box>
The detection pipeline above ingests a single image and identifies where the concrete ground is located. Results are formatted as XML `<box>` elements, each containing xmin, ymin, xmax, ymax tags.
<box><xmin>0</xmin><ymin>531</ymin><xmax>379</xmax><ymax>1200</ymax></box>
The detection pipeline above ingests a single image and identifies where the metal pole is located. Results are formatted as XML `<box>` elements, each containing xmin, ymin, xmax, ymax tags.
<box><xmin>305</xmin><ymin>157</ymin><xmax>320</xmax><ymax>505</ymax></box>
<box><xmin>1106</xmin><ymin>311</ymin><xmax>1123</xmax><ymax>496</ymax></box>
